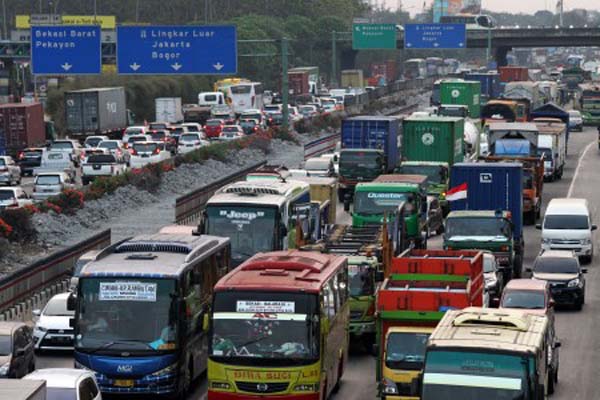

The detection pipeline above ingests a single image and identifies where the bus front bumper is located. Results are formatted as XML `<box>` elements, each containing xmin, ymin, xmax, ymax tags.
<box><xmin>208</xmin><ymin>391</ymin><xmax>319</xmax><ymax>400</ymax></box>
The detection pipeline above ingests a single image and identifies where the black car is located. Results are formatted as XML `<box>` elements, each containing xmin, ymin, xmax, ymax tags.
<box><xmin>16</xmin><ymin>148</ymin><xmax>43</xmax><ymax>176</ymax></box>
<box><xmin>529</xmin><ymin>250</ymin><xmax>587</xmax><ymax>310</ymax></box>
<box><xmin>0</xmin><ymin>321</ymin><xmax>35</xmax><ymax>378</ymax></box>
<box><xmin>267</xmin><ymin>112</ymin><xmax>285</xmax><ymax>127</ymax></box>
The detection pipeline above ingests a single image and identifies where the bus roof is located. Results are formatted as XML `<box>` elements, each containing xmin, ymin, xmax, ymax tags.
<box><xmin>207</xmin><ymin>180</ymin><xmax>309</xmax><ymax>208</ymax></box>
<box><xmin>428</xmin><ymin>307</ymin><xmax>547</xmax><ymax>355</ymax></box>
<box><xmin>214</xmin><ymin>250</ymin><xmax>347</xmax><ymax>294</ymax></box>
<box><xmin>81</xmin><ymin>233</ymin><xmax>230</xmax><ymax>278</ymax></box>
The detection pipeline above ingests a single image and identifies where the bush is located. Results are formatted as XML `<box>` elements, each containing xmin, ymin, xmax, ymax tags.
<box><xmin>0</xmin><ymin>209</ymin><xmax>35</xmax><ymax>242</ymax></box>
<box><xmin>48</xmin><ymin>189</ymin><xmax>85</xmax><ymax>214</ymax></box>
<box><xmin>38</xmin><ymin>202</ymin><xmax>62</xmax><ymax>214</ymax></box>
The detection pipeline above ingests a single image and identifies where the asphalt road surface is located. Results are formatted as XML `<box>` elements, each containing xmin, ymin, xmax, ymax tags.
<box><xmin>35</xmin><ymin>126</ymin><xmax>599</xmax><ymax>399</ymax></box>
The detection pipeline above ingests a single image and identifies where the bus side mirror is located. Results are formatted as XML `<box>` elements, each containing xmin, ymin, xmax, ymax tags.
<box><xmin>280</xmin><ymin>223</ymin><xmax>288</xmax><ymax>238</ymax></box>
<box><xmin>66</xmin><ymin>293</ymin><xmax>76</xmax><ymax>311</ymax></box>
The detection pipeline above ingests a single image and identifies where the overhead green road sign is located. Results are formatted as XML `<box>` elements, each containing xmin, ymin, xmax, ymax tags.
<box><xmin>352</xmin><ymin>23</ymin><xmax>396</xmax><ymax>50</ymax></box>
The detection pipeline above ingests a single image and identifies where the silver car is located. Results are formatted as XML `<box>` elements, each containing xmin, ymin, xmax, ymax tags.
<box><xmin>0</xmin><ymin>156</ymin><xmax>22</xmax><ymax>186</ymax></box>
<box><xmin>32</xmin><ymin>172</ymin><xmax>73</xmax><ymax>201</ymax></box>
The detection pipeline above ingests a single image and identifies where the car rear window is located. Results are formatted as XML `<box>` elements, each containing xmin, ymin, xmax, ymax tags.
<box><xmin>99</xmin><ymin>141</ymin><xmax>118</xmax><ymax>149</ymax></box>
<box><xmin>185</xmin><ymin>125</ymin><xmax>200</xmax><ymax>132</ymax></box>
<box><xmin>133</xmin><ymin>143</ymin><xmax>159</xmax><ymax>153</ymax></box>
<box><xmin>204</xmin><ymin>94</ymin><xmax>217</xmax><ymax>102</ymax></box>
<box><xmin>24</xmin><ymin>150</ymin><xmax>42</xmax><ymax>157</ymax></box>
<box><xmin>36</xmin><ymin>175</ymin><xmax>60</xmax><ymax>185</ymax></box>
<box><xmin>87</xmin><ymin>154</ymin><xmax>116</xmax><ymax>163</ymax></box>
<box><xmin>180</xmin><ymin>134</ymin><xmax>201</xmax><ymax>142</ymax></box>
<box><xmin>0</xmin><ymin>190</ymin><xmax>15</xmax><ymax>200</ymax></box>
<box><xmin>223</xmin><ymin>127</ymin><xmax>238</xmax><ymax>133</ymax></box>
<box><xmin>501</xmin><ymin>290</ymin><xmax>545</xmax><ymax>309</ymax></box>
<box><xmin>126</xmin><ymin>128</ymin><xmax>144</xmax><ymax>134</ymax></box>
<box><xmin>149</xmin><ymin>123</ymin><xmax>167</xmax><ymax>130</ymax></box>
<box><xmin>151</xmin><ymin>132</ymin><xmax>166</xmax><ymax>140</ymax></box>
<box><xmin>129</xmin><ymin>136</ymin><xmax>147</xmax><ymax>143</ymax></box>
<box><xmin>206</xmin><ymin>120</ymin><xmax>221</xmax><ymax>126</ymax></box>
<box><xmin>50</xmin><ymin>141</ymin><xmax>74</xmax><ymax>150</ymax></box>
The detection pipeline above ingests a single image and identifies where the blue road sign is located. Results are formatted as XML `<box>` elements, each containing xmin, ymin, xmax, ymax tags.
<box><xmin>117</xmin><ymin>25</ymin><xmax>237</xmax><ymax>75</ymax></box>
<box><xmin>31</xmin><ymin>25</ymin><xmax>101</xmax><ymax>75</ymax></box>
<box><xmin>404</xmin><ymin>24</ymin><xmax>466</xmax><ymax>49</ymax></box>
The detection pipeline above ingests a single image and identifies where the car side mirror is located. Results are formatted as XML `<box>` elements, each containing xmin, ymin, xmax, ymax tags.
<box><xmin>535</xmin><ymin>224</ymin><xmax>542</xmax><ymax>230</ymax></box>
<box><xmin>592</xmin><ymin>224</ymin><xmax>598</xmax><ymax>231</ymax></box>
<box><xmin>32</xmin><ymin>309</ymin><xmax>41</xmax><ymax>317</ymax></box>
<box><xmin>582</xmin><ymin>268</ymin><xmax>588</xmax><ymax>274</ymax></box>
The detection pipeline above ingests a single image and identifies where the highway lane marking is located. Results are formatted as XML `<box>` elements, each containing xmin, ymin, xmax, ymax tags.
<box><xmin>568</xmin><ymin>140</ymin><xmax>596</xmax><ymax>198</ymax></box>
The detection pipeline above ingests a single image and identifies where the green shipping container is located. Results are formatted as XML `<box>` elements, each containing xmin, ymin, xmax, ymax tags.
<box><xmin>440</xmin><ymin>80</ymin><xmax>481</xmax><ymax>118</ymax></box>
<box><xmin>402</xmin><ymin>116</ymin><xmax>465</xmax><ymax>165</ymax></box>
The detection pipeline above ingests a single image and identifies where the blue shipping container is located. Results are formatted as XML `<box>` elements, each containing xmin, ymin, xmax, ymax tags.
<box><xmin>450</xmin><ymin>162</ymin><xmax>523</xmax><ymax>239</ymax></box>
<box><xmin>341</xmin><ymin>116</ymin><xmax>399</xmax><ymax>171</ymax></box>
<box><xmin>465</xmin><ymin>73</ymin><xmax>502</xmax><ymax>100</ymax></box>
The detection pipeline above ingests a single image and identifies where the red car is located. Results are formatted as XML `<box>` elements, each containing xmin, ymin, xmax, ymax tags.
<box><xmin>204</xmin><ymin>119</ymin><xmax>225</xmax><ymax>139</ymax></box>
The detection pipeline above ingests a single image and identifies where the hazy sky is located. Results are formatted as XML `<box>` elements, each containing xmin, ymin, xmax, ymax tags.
<box><xmin>387</xmin><ymin>0</ymin><xmax>600</xmax><ymax>15</ymax></box>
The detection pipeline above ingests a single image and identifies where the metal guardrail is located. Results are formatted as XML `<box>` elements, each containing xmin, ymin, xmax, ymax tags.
<box><xmin>174</xmin><ymin>161</ymin><xmax>267</xmax><ymax>225</ymax></box>
<box><xmin>0</xmin><ymin>229</ymin><xmax>111</xmax><ymax>315</ymax></box>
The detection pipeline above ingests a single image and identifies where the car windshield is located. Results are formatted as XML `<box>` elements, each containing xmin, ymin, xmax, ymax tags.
<box><xmin>46</xmin><ymin>388</ymin><xmax>77</xmax><ymax>400</ymax></box>
<box><xmin>44</xmin><ymin>297</ymin><xmax>74</xmax><ymax>317</ymax></box>
<box><xmin>446</xmin><ymin>217</ymin><xmax>511</xmax><ymax>239</ymax></box>
<box><xmin>180</xmin><ymin>134</ymin><xmax>201</xmax><ymax>142</ymax></box>
<box><xmin>50</xmin><ymin>142</ymin><xmax>74</xmax><ymax>150</ymax></box>
<box><xmin>0</xmin><ymin>334</ymin><xmax>11</xmax><ymax>355</ymax></box>
<box><xmin>231</xmin><ymin>85</ymin><xmax>251</xmax><ymax>94</ymax></box>
<box><xmin>398</xmin><ymin>165</ymin><xmax>445</xmax><ymax>184</ymax></box>
<box><xmin>423</xmin><ymin>350</ymin><xmax>527</xmax><ymax>400</ymax></box>
<box><xmin>133</xmin><ymin>143</ymin><xmax>158</xmax><ymax>153</ymax></box>
<box><xmin>211</xmin><ymin>291</ymin><xmax>319</xmax><ymax>366</ymax></box>
<box><xmin>240</xmin><ymin>120</ymin><xmax>256</xmax><ymax>127</ymax></box>
<box><xmin>501</xmin><ymin>290</ymin><xmax>546</xmax><ymax>310</ymax></box>
<box><xmin>348</xmin><ymin>264</ymin><xmax>374</xmax><ymax>297</ymax></box>
<box><xmin>483</xmin><ymin>256</ymin><xmax>495</xmax><ymax>273</ymax></box>
<box><xmin>385</xmin><ymin>332</ymin><xmax>430</xmax><ymax>371</ymax></box>
<box><xmin>0</xmin><ymin>190</ymin><xmax>15</xmax><ymax>201</ymax></box>
<box><xmin>305</xmin><ymin>159</ymin><xmax>330</xmax><ymax>171</ymax></box>
<box><xmin>85</xmin><ymin>138</ymin><xmax>103</xmax><ymax>147</ymax></box>
<box><xmin>544</xmin><ymin>214</ymin><xmax>589</xmax><ymax>229</ymax></box>
<box><xmin>36</xmin><ymin>175</ymin><xmax>60</xmax><ymax>185</ymax></box>
<box><xmin>77</xmin><ymin>278</ymin><xmax>178</xmax><ymax>353</ymax></box>
<box><xmin>206</xmin><ymin>205</ymin><xmax>276</xmax><ymax>265</ymax></box>
<box><xmin>354</xmin><ymin>191</ymin><xmax>410</xmax><ymax>215</ymax></box>
<box><xmin>534</xmin><ymin>257</ymin><xmax>579</xmax><ymax>274</ymax></box>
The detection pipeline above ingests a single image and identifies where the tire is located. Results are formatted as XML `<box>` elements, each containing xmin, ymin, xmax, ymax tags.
<box><xmin>513</xmin><ymin>255</ymin><xmax>523</xmax><ymax>279</ymax></box>
<box><xmin>524</xmin><ymin>211</ymin><xmax>535</xmax><ymax>225</ymax></box>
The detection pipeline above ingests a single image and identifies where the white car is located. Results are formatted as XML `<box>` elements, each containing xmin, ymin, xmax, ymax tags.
<box><xmin>181</xmin><ymin>122</ymin><xmax>204</xmax><ymax>136</ymax></box>
<box><xmin>129</xmin><ymin>141</ymin><xmax>171</xmax><ymax>168</ymax></box>
<box><xmin>288</xmin><ymin>106</ymin><xmax>302</xmax><ymax>122</ymax></box>
<box><xmin>48</xmin><ymin>140</ymin><xmax>83</xmax><ymax>167</ymax></box>
<box><xmin>32</xmin><ymin>293</ymin><xmax>74</xmax><ymax>351</ymax></box>
<box><xmin>219</xmin><ymin>125</ymin><xmax>245</xmax><ymax>141</ymax></box>
<box><xmin>0</xmin><ymin>156</ymin><xmax>21</xmax><ymax>185</ymax></box>
<box><xmin>178</xmin><ymin>132</ymin><xmax>209</xmax><ymax>154</ymax></box>
<box><xmin>83</xmin><ymin>135</ymin><xmax>109</xmax><ymax>149</ymax></box>
<box><xmin>123</xmin><ymin>134</ymin><xmax>152</xmax><ymax>148</ymax></box>
<box><xmin>24</xmin><ymin>369</ymin><xmax>102</xmax><ymax>400</ymax></box>
<box><xmin>122</xmin><ymin>125</ymin><xmax>149</xmax><ymax>143</ymax></box>
<box><xmin>97</xmin><ymin>140</ymin><xmax>129</xmax><ymax>164</ymax></box>
<box><xmin>0</xmin><ymin>186</ymin><xmax>32</xmax><ymax>209</ymax></box>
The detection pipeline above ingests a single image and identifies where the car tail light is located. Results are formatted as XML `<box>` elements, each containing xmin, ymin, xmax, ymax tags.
<box><xmin>17</xmin><ymin>151</ymin><xmax>24</xmax><ymax>160</ymax></box>
<box><xmin>130</xmin><ymin>148</ymin><xmax>137</xmax><ymax>155</ymax></box>
<box><xmin>153</xmin><ymin>147</ymin><xmax>160</xmax><ymax>155</ymax></box>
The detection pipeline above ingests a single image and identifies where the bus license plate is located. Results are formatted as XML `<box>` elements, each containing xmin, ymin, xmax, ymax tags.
<box><xmin>114</xmin><ymin>380</ymin><xmax>134</xmax><ymax>387</ymax></box>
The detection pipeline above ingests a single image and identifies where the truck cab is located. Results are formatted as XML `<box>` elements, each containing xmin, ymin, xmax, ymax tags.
<box><xmin>444</xmin><ymin>210</ymin><xmax>517</xmax><ymax>279</ymax></box>
<box><xmin>348</xmin><ymin>255</ymin><xmax>381</xmax><ymax>349</ymax></box>
<box><xmin>350</xmin><ymin>175</ymin><xmax>428</xmax><ymax>248</ymax></box>
<box><xmin>395</xmin><ymin>162</ymin><xmax>449</xmax><ymax>215</ymax></box>
<box><xmin>338</xmin><ymin>148</ymin><xmax>386</xmax><ymax>199</ymax></box>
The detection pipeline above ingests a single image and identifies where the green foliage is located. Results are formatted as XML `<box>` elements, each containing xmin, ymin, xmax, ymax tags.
<box><xmin>0</xmin><ymin>209</ymin><xmax>36</xmax><ymax>243</ymax></box>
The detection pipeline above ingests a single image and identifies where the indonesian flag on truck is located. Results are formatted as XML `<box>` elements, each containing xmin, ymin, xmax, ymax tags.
<box><xmin>446</xmin><ymin>183</ymin><xmax>468</xmax><ymax>201</ymax></box>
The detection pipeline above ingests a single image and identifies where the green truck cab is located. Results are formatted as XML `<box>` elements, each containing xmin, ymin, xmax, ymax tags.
<box><xmin>395</xmin><ymin>161</ymin><xmax>449</xmax><ymax>215</ymax></box>
<box><xmin>348</xmin><ymin>255</ymin><xmax>382</xmax><ymax>349</ymax></box>
<box><xmin>444</xmin><ymin>210</ymin><xmax>517</xmax><ymax>281</ymax></box>
<box><xmin>348</xmin><ymin>175</ymin><xmax>428</xmax><ymax>248</ymax></box>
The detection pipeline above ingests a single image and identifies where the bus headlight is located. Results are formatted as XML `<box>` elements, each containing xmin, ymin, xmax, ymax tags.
<box><xmin>294</xmin><ymin>383</ymin><xmax>318</xmax><ymax>392</ymax></box>
<box><xmin>151</xmin><ymin>363</ymin><xmax>177</xmax><ymax>377</ymax></box>
<box><xmin>211</xmin><ymin>381</ymin><xmax>231</xmax><ymax>390</ymax></box>
<box><xmin>382</xmin><ymin>378</ymin><xmax>398</xmax><ymax>394</ymax></box>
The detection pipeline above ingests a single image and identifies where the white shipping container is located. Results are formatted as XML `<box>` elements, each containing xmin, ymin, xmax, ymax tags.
<box><xmin>155</xmin><ymin>97</ymin><xmax>183</xmax><ymax>123</ymax></box>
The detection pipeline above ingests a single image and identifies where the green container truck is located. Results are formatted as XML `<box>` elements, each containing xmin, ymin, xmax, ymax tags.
<box><xmin>401</xmin><ymin>116</ymin><xmax>464</xmax><ymax>165</ymax></box>
<box><xmin>440</xmin><ymin>80</ymin><xmax>481</xmax><ymax>118</ymax></box>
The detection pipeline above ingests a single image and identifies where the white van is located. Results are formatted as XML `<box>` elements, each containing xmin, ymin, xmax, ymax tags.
<box><xmin>198</xmin><ymin>91</ymin><xmax>225</xmax><ymax>106</ymax></box>
<box><xmin>537</xmin><ymin>198</ymin><xmax>596</xmax><ymax>263</ymax></box>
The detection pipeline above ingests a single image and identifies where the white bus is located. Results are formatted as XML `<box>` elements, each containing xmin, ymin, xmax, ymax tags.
<box><xmin>201</xmin><ymin>180</ymin><xmax>311</xmax><ymax>267</ymax></box>
<box><xmin>226</xmin><ymin>82</ymin><xmax>264</xmax><ymax>115</ymax></box>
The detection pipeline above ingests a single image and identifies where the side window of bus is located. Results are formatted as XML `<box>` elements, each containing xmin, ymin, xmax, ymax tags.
<box><xmin>332</xmin><ymin>275</ymin><xmax>341</xmax><ymax>312</ymax></box>
<box><xmin>337</xmin><ymin>267</ymin><xmax>348</xmax><ymax>306</ymax></box>
<box><xmin>323</xmin><ymin>283</ymin><xmax>336</xmax><ymax>319</ymax></box>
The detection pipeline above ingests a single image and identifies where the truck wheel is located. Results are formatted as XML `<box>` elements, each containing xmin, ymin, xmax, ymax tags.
<box><xmin>524</xmin><ymin>211</ymin><xmax>535</xmax><ymax>225</ymax></box>
<box><xmin>513</xmin><ymin>255</ymin><xmax>523</xmax><ymax>279</ymax></box>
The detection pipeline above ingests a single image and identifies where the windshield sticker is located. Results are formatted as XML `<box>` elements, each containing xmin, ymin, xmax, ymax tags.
<box><xmin>236</xmin><ymin>300</ymin><xmax>295</xmax><ymax>313</ymax></box>
<box><xmin>99</xmin><ymin>282</ymin><xmax>157</xmax><ymax>302</ymax></box>
<box><xmin>220</xmin><ymin>210</ymin><xmax>265</xmax><ymax>223</ymax></box>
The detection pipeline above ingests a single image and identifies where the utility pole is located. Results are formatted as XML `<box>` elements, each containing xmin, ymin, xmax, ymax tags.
<box><xmin>2</xmin><ymin>0</ymin><xmax>6</xmax><ymax>41</ymax></box>
<box><xmin>558</xmin><ymin>0</ymin><xmax>564</xmax><ymax>27</ymax></box>
<box><xmin>331</xmin><ymin>31</ymin><xmax>337</xmax><ymax>88</ymax></box>
<box><xmin>281</xmin><ymin>38</ymin><xmax>289</xmax><ymax>131</ymax></box>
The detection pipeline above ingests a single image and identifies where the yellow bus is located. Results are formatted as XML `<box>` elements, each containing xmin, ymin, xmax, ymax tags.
<box><xmin>213</xmin><ymin>78</ymin><xmax>251</xmax><ymax>93</ymax></box>
<box><xmin>208</xmin><ymin>250</ymin><xmax>349</xmax><ymax>400</ymax></box>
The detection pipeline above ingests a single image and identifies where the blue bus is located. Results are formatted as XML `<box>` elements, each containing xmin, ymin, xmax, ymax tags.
<box><xmin>70</xmin><ymin>230</ymin><xmax>231</xmax><ymax>397</ymax></box>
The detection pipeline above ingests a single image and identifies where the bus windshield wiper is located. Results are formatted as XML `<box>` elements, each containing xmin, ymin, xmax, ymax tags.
<box><xmin>88</xmin><ymin>339</ymin><xmax>156</xmax><ymax>354</ymax></box>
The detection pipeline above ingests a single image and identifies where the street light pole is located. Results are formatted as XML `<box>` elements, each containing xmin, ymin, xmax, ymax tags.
<box><xmin>281</xmin><ymin>37</ymin><xmax>289</xmax><ymax>131</ymax></box>
<box><xmin>486</xmin><ymin>26</ymin><xmax>491</xmax><ymax>67</ymax></box>
<box><xmin>331</xmin><ymin>31</ymin><xmax>337</xmax><ymax>88</ymax></box>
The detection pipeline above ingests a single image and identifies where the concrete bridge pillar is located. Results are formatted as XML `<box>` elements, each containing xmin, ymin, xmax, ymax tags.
<box><xmin>495</xmin><ymin>46</ymin><xmax>512</xmax><ymax>68</ymax></box>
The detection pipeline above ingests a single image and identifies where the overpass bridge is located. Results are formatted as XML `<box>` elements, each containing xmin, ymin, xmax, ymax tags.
<box><xmin>398</xmin><ymin>27</ymin><xmax>600</xmax><ymax>66</ymax></box>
